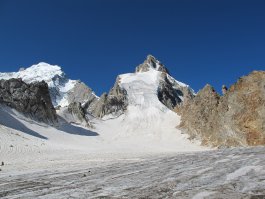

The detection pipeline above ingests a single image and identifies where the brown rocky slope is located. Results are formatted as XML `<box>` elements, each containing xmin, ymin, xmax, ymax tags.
<box><xmin>178</xmin><ymin>71</ymin><xmax>265</xmax><ymax>147</ymax></box>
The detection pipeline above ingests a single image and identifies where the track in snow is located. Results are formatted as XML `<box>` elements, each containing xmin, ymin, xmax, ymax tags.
<box><xmin>0</xmin><ymin>147</ymin><xmax>265</xmax><ymax>199</ymax></box>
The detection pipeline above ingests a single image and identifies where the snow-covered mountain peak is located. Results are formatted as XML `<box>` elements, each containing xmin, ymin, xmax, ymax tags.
<box><xmin>93</xmin><ymin>55</ymin><xmax>195</xmax><ymax>119</ymax></box>
<box><xmin>93</xmin><ymin>56</ymin><xmax>196</xmax><ymax>138</ymax></box>
<box><xmin>26</xmin><ymin>62</ymin><xmax>63</xmax><ymax>74</ymax></box>
<box><xmin>0</xmin><ymin>62</ymin><xmax>95</xmax><ymax>108</ymax></box>
<box><xmin>0</xmin><ymin>62</ymin><xmax>64</xmax><ymax>84</ymax></box>
<box><xmin>133</xmin><ymin>55</ymin><xmax>192</xmax><ymax>91</ymax></box>
<box><xmin>135</xmin><ymin>54</ymin><xmax>169</xmax><ymax>74</ymax></box>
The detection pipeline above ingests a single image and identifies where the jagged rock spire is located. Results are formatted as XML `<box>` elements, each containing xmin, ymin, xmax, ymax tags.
<box><xmin>135</xmin><ymin>55</ymin><xmax>169</xmax><ymax>74</ymax></box>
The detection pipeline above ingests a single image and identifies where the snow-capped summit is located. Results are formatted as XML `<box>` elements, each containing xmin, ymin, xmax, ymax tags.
<box><xmin>0</xmin><ymin>62</ymin><xmax>63</xmax><ymax>83</ymax></box>
<box><xmin>0</xmin><ymin>62</ymin><xmax>97</xmax><ymax>108</ymax></box>
<box><xmin>91</xmin><ymin>55</ymin><xmax>195</xmax><ymax>119</ymax></box>
<box><xmin>88</xmin><ymin>55</ymin><xmax>197</xmax><ymax>145</ymax></box>
<box><xmin>120</xmin><ymin>55</ymin><xmax>194</xmax><ymax>110</ymax></box>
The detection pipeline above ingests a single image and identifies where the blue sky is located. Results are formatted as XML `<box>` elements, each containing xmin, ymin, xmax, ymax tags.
<box><xmin>0</xmin><ymin>0</ymin><xmax>264</xmax><ymax>95</ymax></box>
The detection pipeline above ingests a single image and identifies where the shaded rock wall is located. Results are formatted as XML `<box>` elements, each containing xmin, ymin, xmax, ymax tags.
<box><xmin>158</xmin><ymin>73</ymin><xmax>194</xmax><ymax>110</ymax></box>
<box><xmin>0</xmin><ymin>78</ymin><xmax>57</xmax><ymax>124</ymax></box>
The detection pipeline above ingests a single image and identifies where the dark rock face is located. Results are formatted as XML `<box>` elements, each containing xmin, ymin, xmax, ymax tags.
<box><xmin>179</xmin><ymin>71</ymin><xmax>265</xmax><ymax>147</ymax></box>
<box><xmin>158</xmin><ymin>75</ymin><xmax>182</xmax><ymax>110</ymax></box>
<box><xmin>158</xmin><ymin>73</ymin><xmax>194</xmax><ymax>110</ymax></box>
<box><xmin>0</xmin><ymin>78</ymin><xmax>57</xmax><ymax>124</ymax></box>
<box><xmin>91</xmin><ymin>78</ymin><xmax>128</xmax><ymax>118</ymax></box>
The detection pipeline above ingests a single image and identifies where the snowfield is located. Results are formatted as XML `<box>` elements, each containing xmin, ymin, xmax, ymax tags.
<box><xmin>0</xmin><ymin>106</ymin><xmax>265</xmax><ymax>198</ymax></box>
<box><xmin>0</xmin><ymin>104</ymin><xmax>205</xmax><ymax>173</ymax></box>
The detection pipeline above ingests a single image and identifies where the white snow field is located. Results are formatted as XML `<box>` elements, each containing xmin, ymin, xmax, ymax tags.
<box><xmin>0</xmin><ymin>102</ymin><xmax>209</xmax><ymax>198</ymax></box>
<box><xmin>1</xmin><ymin>107</ymin><xmax>265</xmax><ymax>198</ymax></box>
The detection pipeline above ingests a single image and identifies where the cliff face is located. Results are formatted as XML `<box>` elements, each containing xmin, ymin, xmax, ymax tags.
<box><xmin>0</xmin><ymin>78</ymin><xmax>57</xmax><ymax>124</ymax></box>
<box><xmin>91</xmin><ymin>77</ymin><xmax>128</xmax><ymax>118</ymax></box>
<box><xmin>158</xmin><ymin>72</ymin><xmax>194</xmax><ymax>111</ymax></box>
<box><xmin>179</xmin><ymin>71</ymin><xmax>265</xmax><ymax>147</ymax></box>
<box><xmin>222</xmin><ymin>71</ymin><xmax>265</xmax><ymax>146</ymax></box>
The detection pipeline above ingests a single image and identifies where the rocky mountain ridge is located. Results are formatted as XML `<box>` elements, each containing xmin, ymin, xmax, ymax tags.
<box><xmin>178</xmin><ymin>71</ymin><xmax>265</xmax><ymax>147</ymax></box>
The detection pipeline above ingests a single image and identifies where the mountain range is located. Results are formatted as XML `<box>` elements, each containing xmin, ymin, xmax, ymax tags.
<box><xmin>0</xmin><ymin>55</ymin><xmax>264</xmax><ymax>148</ymax></box>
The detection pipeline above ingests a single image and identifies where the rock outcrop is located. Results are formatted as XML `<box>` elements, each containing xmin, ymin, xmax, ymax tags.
<box><xmin>91</xmin><ymin>77</ymin><xmax>128</xmax><ymax>118</ymax></box>
<box><xmin>66</xmin><ymin>81</ymin><xmax>98</xmax><ymax>122</ymax></box>
<box><xmin>59</xmin><ymin>102</ymin><xmax>91</xmax><ymax>127</ymax></box>
<box><xmin>179</xmin><ymin>71</ymin><xmax>265</xmax><ymax>147</ymax></box>
<box><xmin>67</xmin><ymin>81</ymin><xmax>98</xmax><ymax>106</ymax></box>
<box><xmin>135</xmin><ymin>55</ymin><xmax>169</xmax><ymax>73</ymax></box>
<box><xmin>0</xmin><ymin>78</ymin><xmax>57</xmax><ymax>124</ymax></box>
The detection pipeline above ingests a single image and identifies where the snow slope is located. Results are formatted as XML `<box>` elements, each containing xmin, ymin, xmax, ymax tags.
<box><xmin>0</xmin><ymin>99</ymin><xmax>206</xmax><ymax>174</ymax></box>
<box><xmin>119</xmin><ymin>68</ymin><xmax>164</xmax><ymax>108</ymax></box>
<box><xmin>0</xmin><ymin>62</ymin><xmax>78</xmax><ymax>107</ymax></box>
